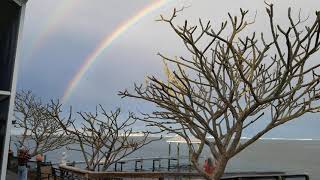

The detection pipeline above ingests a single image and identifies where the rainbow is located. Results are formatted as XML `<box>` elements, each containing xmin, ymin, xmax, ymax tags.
<box><xmin>62</xmin><ymin>0</ymin><xmax>171</xmax><ymax>102</ymax></box>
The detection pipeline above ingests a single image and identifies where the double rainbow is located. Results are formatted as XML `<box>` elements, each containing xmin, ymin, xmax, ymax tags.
<box><xmin>61</xmin><ymin>0</ymin><xmax>171</xmax><ymax>102</ymax></box>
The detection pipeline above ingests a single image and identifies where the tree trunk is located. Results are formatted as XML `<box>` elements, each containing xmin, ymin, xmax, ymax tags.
<box><xmin>211</xmin><ymin>158</ymin><xmax>228</xmax><ymax>180</ymax></box>
<box><xmin>212</xmin><ymin>165</ymin><xmax>226</xmax><ymax>179</ymax></box>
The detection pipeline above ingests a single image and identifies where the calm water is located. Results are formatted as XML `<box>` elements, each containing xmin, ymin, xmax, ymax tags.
<box><xmin>11</xmin><ymin>137</ymin><xmax>320</xmax><ymax>179</ymax></box>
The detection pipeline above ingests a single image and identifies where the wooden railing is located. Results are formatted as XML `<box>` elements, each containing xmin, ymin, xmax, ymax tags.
<box><xmin>59</xmin><ymin>165</ymin><xmax>202</xmax><ymax>180</ymax></box>
<box><xmin>58</xmin><ymin>165</ymin><xmax>310</xmax><ymax>180</ymax></box>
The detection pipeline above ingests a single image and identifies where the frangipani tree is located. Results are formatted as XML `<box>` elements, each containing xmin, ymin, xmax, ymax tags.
<box><xmin>14</xmin><ymin>91</ymin><xmax>71</xmax><ymax>157</ymax></box>
<box><xmin>120</xmin><ymin>4</ymin><xmax>320</xmax><ymax>180</ymax></box>
<box><xmin>48</xmin><ymin>102</ymin><xmax>159</xmax><ymax>171</ymax></box>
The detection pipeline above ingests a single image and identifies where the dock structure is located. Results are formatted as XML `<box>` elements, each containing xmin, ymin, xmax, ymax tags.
<box><xmin>67</xmin><ymin>155</ymin><xmax>194</xmax><ymax>172</ymax></box>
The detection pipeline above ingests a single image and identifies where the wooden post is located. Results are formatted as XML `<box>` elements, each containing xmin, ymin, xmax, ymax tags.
<box><xmin>52</xmin><ymin>167</ymin><xmax>57</xmax><ymax>180</ymax></box>
<box><xmin>119</xmin><ymin>162</ymin><xmax>125</xmax><ymax>172</ymax></box>
<box><xmin>140</xmin><ymin>160</ymin><xmax>143</xmax><ymax>170</ymax></box>
<box><xmin>168</xmin><ymin>142</ymin><xmax>171</xmax><ymax>171</ymax></box>
<box><xmin>188</xmin><ymin>146</ymin><xmax>191</xmax><ymax>171</ymax></box>
<box><xmin>36</xmin><ymin>161</ymin><xmax>41</xmax><ymax>180</ymax></box>
<box><xmin>60</xmin><ymin>167</ymin><xmax>65</xmax><ymax>179</ymax></box>
<box><xmin>177</xmin><ymin>143</ymin><xmax>180</xmax><ymax>171</ymax></box>
<box><xmin>135</xmin><ymin>160</ymin><xmax>138</xmax><ymax>171</ymax></box>
<box><xmin>152</xmin><ymin>160</ymin><xmax>155</xmax><ymax>172</ymax></box>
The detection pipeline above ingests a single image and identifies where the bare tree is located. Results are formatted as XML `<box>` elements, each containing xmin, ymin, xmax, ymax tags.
<box><xmin>48</xmin><ymin>101</ymin><xmax>159</xmax><ymax>171</ymax></box>
<box><xmin>119</xmin><ymin>4</ymin><xmax>320</xmax><ymax>180</ymax></box>
<box><xmin>14</xmin><ymin>91</ymin><xmax>71</xmax><ymax>157</ymax></box>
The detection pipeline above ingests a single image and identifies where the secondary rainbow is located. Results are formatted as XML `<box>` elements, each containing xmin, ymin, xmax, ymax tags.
<box><xmin>62</xmin><ymin>0</ymin><xmax>170</xmax><ymax>102</ymax></box>
<box><xmin>26</xmin><ymin>0</ymin><xmax>76</xmax><ymax>61</ymax></box>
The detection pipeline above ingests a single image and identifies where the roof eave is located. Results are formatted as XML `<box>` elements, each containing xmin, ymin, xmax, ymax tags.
<box><xmin>11</xmin><ymin>0</ymin><xmax>28</xmax><ymax>6</ymax></box>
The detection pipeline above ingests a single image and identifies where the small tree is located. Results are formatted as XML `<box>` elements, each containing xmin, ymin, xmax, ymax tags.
<box><xmin>120</xmin><ymin>4</ymin><xmax>320</xmax><ymax>180</ymax></box>
<box><xmin>14</xmin><ymin>91</ymin><xmax>71</xmax><ymax>157</ymax></box>
<box><xmin>48</xmin><ymin>101</ymin><xmax>159</xmax><ymax>171</ymax></box>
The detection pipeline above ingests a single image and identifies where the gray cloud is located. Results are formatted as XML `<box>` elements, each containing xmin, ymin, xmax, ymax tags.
<box><xmin>18</xmin><ymin>0</ymin><xmax>320</xmax><ymax>137</ymax></box>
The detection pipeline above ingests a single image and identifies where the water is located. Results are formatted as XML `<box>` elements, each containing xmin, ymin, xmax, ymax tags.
<box><xmin>226</xmin><ymin>139</ymin><xmax>320</xmax><ymax>179</ymax></box>
<box><xmin>11</xmin><ymin>137</ymin><xmax>320</xmax><ymax>179</ymax></box>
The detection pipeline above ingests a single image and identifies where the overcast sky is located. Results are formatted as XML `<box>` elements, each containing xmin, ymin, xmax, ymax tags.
<box><xmin>17</xmin><ymin>0</ymin><xmax>320</xmax><ymax>138</ymax></box>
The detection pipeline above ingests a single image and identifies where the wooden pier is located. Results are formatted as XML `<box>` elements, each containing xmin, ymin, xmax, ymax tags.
<box><xmin>66</xmin><ymin>156</ymin><xmax>193</xmax><ymax>172</ymax></box>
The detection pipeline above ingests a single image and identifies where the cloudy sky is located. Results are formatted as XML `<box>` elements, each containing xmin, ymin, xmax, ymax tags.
<box><xmin>17</xmin><ymin>0</ymin><xmax>320</xmax><ymax>138</ymax></box>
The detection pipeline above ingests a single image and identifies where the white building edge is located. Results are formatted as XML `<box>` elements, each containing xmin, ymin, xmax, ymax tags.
<box><xmin>0</xmin><ymin>0</ymin><xmax>28</xmax><ymax>179</ymax></box>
